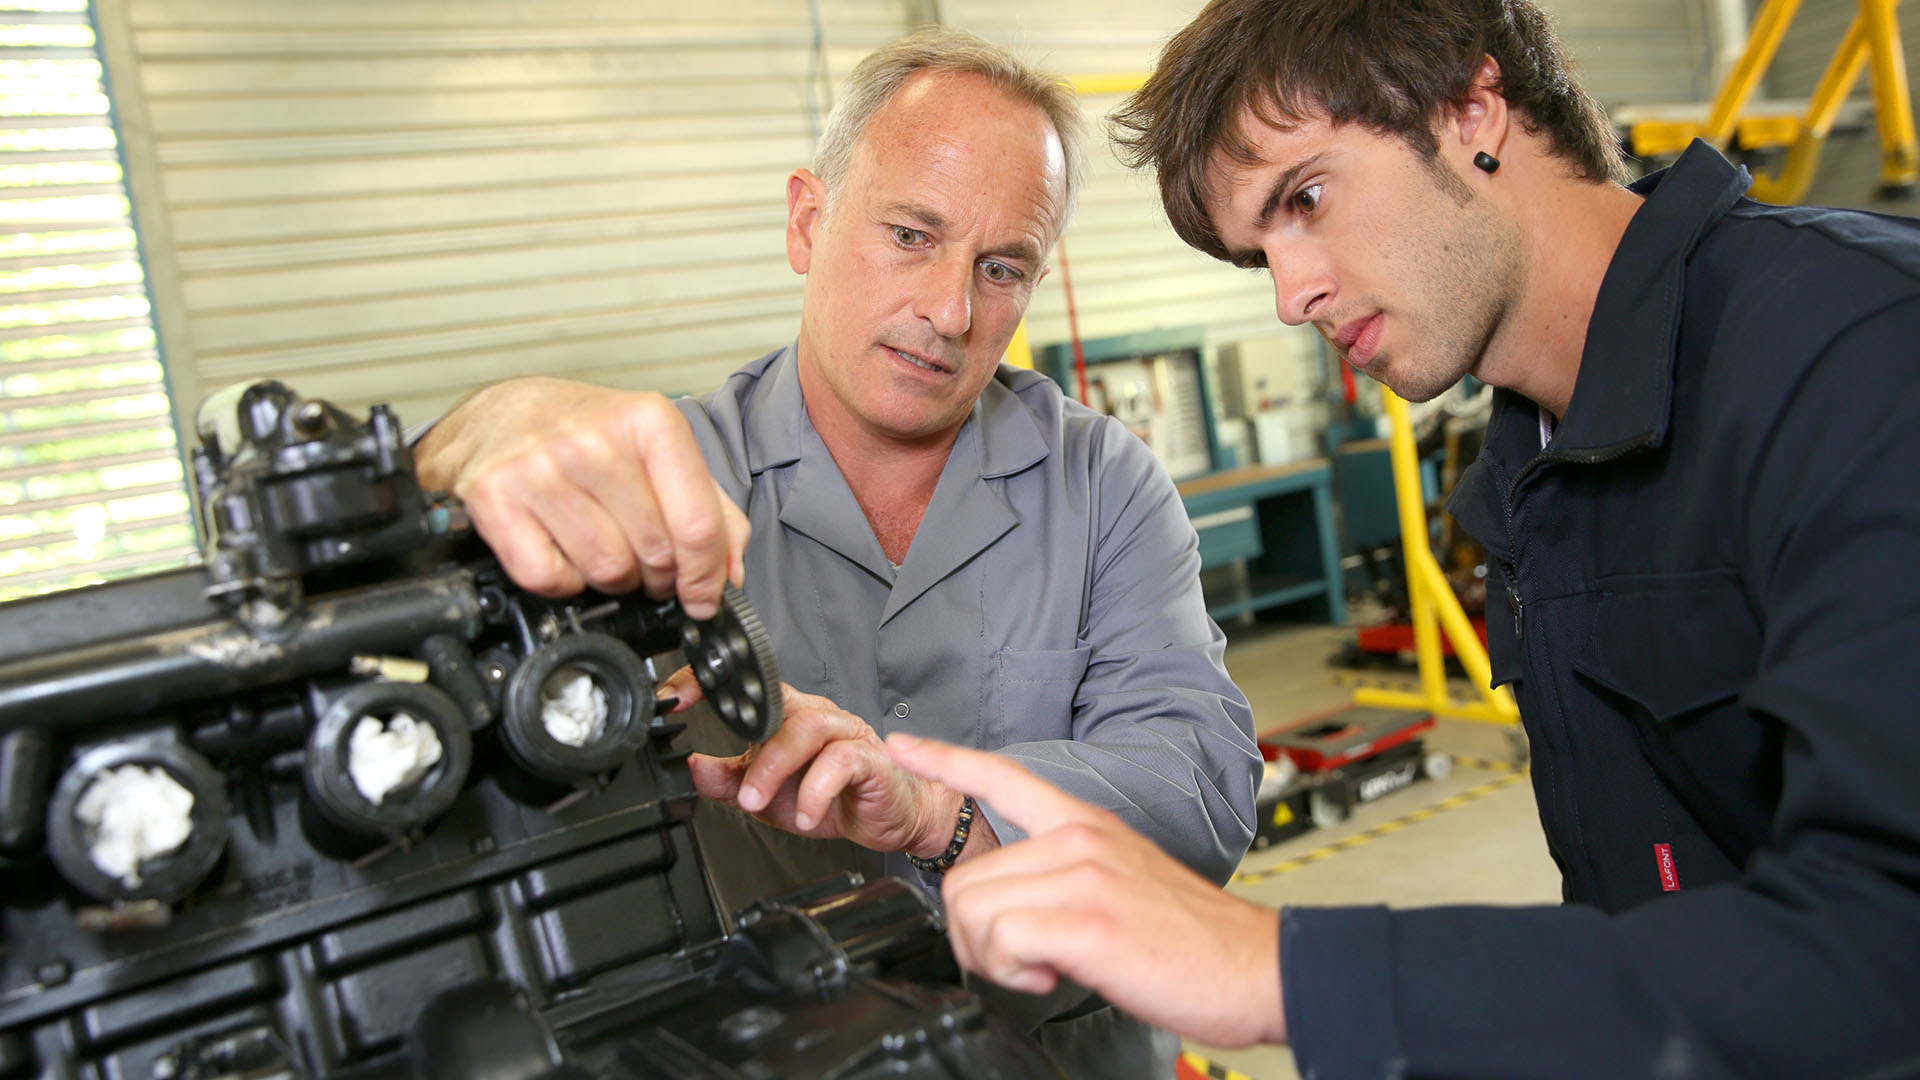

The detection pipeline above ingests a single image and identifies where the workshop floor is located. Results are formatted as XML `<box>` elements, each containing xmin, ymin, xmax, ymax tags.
<box><xmin>1178</xmin><ymin>620</ymin><xmax>1563</xmax><ymax>1080</ymax></box>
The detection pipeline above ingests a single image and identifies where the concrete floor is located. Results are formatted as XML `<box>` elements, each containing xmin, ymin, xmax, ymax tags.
<box><xmin>1178</xmin><ymin>620</ymin><xmax>1564</xmax><ymax>1080</ymax></box>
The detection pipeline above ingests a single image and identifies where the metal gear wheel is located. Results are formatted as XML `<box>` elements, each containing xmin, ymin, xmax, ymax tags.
<box><xmin>680</xmin><ymin>583</ymin><xmax>782</xmax><ymax>742</ymax></box>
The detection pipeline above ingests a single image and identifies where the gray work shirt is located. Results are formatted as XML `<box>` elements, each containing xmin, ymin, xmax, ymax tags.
<box><xmin>675</xmin><ymin>345</ymin><xmax>1260</xmax><ymax>894</ymax></box>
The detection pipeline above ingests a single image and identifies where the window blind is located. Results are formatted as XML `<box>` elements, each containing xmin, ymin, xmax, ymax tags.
<box><xmin>0</xmin><ymin>0</ymin><xmax>190</xmax><ymax>603</ymax></box>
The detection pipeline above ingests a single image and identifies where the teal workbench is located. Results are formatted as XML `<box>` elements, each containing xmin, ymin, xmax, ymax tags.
<box><xmin>1177</xmin><ymin>460</ymin><xmax>1345</xmax><ymax>625</ymax></box>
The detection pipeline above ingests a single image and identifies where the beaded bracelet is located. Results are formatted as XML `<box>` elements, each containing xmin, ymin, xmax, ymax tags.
<box><xmin>907</xmin><ymin>795</ymin><xmax>976</xmax><ymax>874</ymax></box>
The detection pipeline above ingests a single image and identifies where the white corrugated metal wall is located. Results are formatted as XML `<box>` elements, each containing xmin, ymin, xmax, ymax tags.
<box><xmin>91</xmin><ymin>0</ymin><xmax>908</xmax><ymax>428</ymax></box>
<box><xmin>91</xmin><ymin>0</ymin><xmax>1723</xmax><ymax>436</ymax></box>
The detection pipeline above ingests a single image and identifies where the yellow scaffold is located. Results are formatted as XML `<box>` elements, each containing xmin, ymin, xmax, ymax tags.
<box><xmin>1348</xmin><ymin>389</ymin><xmax>1522</xmax><ymax>732</ymax></box>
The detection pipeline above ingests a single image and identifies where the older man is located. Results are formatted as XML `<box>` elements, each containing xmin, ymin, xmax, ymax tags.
<box><xmin>417</xmin><ymin>27</ymin><xmax>1260</xmax><ymax>1079</ymax></box>
<box><xmin>891</xmin><ymin>1</ymin><xmax>1920</xmax><ymax>1077</ymax></box>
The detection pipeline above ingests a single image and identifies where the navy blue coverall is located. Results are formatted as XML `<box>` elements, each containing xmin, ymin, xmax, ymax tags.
<box><xmin>1281</xmin><ymin>142</ymin><xmax>1920</xmax><ymax>1078</ymax></box>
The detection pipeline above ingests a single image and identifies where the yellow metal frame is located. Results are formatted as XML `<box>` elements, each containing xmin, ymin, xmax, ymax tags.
<box><xmin>1003</xmin><ymin>320</ymin><xmax>1034</xmax><ymax>369</ymax></box>
<box><xmin>1067</xmin><ymin>74</ymin><xmax>1148</xmax><ymax>96</ymax></box>
<box><xmin>1630</xmin><ymin>0</ymin><xmax>1917</xmax><ymax>203</ymax></box>
<box><xmin>1350</xmin><ymin>389</ymin><xmax>1521</xmax><ymax>727</ymax></box>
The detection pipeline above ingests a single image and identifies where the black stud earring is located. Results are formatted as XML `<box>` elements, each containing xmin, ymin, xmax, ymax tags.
<box><xmin>1473</xmin><ymin>151</ymin><xmax>1500</xmax><ymax>174</ymax></box>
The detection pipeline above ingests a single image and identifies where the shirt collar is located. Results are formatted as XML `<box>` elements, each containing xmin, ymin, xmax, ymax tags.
<box><xmin>739</xmin><ymin>342</ymin><xmax>1051</xmax><ymax>480</ymax></box>
<box><xmin>740</xmin><ymin>343</ymin><xmax>804</xmax><ymax>475</ymax></box>
<box><xmin>1546</xmin><ymin>140</ymin><xmax>1751</xmax><ymax>456</ymax></box>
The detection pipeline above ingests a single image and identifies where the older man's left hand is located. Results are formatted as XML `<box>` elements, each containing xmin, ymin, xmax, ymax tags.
<box><xmin>660</xmin><ymin>668</ymin><xmax>999</xmax><ymax>862</ymax></box>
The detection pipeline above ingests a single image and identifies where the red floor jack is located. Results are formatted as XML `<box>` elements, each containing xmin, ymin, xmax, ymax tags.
<box><xmin>1347</xmin><ymin>613</ymin><xmax>1488</xmax><ymax>667</ymax></box>
<box><xmin>1252</xmin><ymin>706</ymin><xmax>1455</xmax><ymax>847</ymax></box>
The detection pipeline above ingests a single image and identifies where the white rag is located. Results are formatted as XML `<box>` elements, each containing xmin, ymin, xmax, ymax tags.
<box><xmin>347</xmin><ymin>713</ymin><xmax>444</xmax><ymax>804</ymax></box>
<box><xmin>76</xmin><ymin>764</ymin><xmax>196</xmax><ymax>887</ymax></box>
<box><xmin>541</xmin><ymin>672</ymin><xmax>609</xmax><ymax>747</ymax></box>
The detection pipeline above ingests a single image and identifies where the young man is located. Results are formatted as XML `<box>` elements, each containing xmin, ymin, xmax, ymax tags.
<box><xmin>417</xmin><ymin>28</ymin><xmax>1260</xmax><ymax>1079</ymax></box>
<box><xmin>889</xmin><ymin>1</ymin><xmax>1920</xmax><ymax>1076</ymax></box>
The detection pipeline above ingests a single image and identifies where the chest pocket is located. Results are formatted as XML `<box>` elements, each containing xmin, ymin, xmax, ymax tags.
<box><xmin>1571</xmin><ymin>568</ymin><xmax>1778</xmax><ymax>866</ymax></box>
<box><xmin>988</xmin><ymin>646</ymin><xmax>1092</xmax><ymax>748</ymax></box>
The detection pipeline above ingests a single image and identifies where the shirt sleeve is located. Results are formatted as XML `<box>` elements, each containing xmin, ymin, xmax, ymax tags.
<box><xmin>1282</xmin><ymin>296</ymin><xmax>1920</xmax><ymax>1079</ymax></box>
<box><xmin>980</xmin><ymin>418</ymin><xmax>1262</xmax><ymax>886</ymax></box>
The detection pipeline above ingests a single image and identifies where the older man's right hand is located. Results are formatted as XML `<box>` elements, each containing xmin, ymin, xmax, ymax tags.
<box><xmin>414</xmin><ymin>377</ymin><xmax>749</xmax><ymax>619</ymax></box>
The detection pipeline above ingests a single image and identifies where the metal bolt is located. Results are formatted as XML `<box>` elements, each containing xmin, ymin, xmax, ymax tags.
<box><xmin>350</xmin><ymin>654</ymin><xmax>430</xmax><ymax>683</ymax></box>
<box><xmin>292</xmin><ymin>400</ymin><xmax>327</xmax><ymax>435</ymax></box>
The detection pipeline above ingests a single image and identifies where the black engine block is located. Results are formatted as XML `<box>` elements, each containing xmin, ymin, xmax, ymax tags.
<box><xmin>0</xmin><ymin>381</ymin><xmax>1055</xmax><ymax>1080</ymax></box>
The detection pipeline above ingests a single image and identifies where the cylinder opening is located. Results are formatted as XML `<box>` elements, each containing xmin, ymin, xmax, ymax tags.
<box><xmin>539</xmin><ymin>666</ymin><xmax>611</xmax><ymax>749</ymax></box>
<box><xmin>345</xmin><ymin>709</ymin><xmax>446</xmax><ymax>805</ymax></box>
<box><xmin>75</xmin><ymin>763</ymin><xmax>197</xmax><ymax>888</ymax></box>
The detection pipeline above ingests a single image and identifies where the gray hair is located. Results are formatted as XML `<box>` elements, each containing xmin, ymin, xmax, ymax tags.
<box><xmin>813</xmin><ymin>26</ymin><xmax>1085</xmax><ymax>237</ymax></box>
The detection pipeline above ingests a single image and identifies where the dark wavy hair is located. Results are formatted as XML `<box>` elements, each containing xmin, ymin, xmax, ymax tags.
<box><xmin>1109</xmin><ymin>0</ymin><xmax>1625</xmax><ymax>261</ymax></box>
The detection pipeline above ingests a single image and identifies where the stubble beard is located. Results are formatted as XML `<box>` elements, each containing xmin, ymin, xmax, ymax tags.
<box><xmin>1381</xmin><ymin>177</ymin><xmax>1524</xmax><ymax>404</ymax></box>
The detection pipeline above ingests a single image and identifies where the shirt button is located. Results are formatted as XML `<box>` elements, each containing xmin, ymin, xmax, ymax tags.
<box><xmin>893</xmin><ymin>702</ymin><xmax>910</xmax><ymax>719</ymax></box>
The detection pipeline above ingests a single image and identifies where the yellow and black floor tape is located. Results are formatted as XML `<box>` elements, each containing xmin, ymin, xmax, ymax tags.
<box><xmin>1233</xmin><ymin>756</ymin><xmax>1528</xmax><ymax>887</ymax></box>
<box><xmin>1176</xmin><ymin>1050</ymin><xmax>1255</xmax><ymax>1080</ymax></box>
